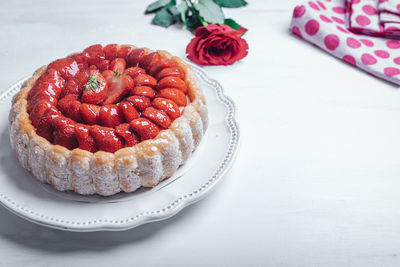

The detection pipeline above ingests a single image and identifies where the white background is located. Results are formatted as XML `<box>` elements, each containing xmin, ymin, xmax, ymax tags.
<box><xmin>1</xmin><ymin>0</ymin><xmax>400</xmax><ymax>266</ymax></box>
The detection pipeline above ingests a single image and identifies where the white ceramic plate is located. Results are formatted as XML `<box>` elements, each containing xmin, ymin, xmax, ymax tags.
<box><xmin>0</xmin><ymin>65</ymin><xmax>239</xmax><ymax>232</ymax></box>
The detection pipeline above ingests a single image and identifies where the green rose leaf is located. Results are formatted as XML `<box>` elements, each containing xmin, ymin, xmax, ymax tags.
<box><xmin>176</xmin><ymin>2</ymin><xmax>189</xmax><ymax>24</ymax></box>
<box><xmin>214</xmin><ymin>0</ymin><xmax>248</xmax><ymax>8</ymax></box>
<box><xmin>194</xmin><ymin>0</ymin><xmax>225</xmax><ymax>24</ymax></box>
<box><xmin>152</xmin><ymin>7</ymin><xmax>175</xmax><ymax>27</ymax></box>
<box><xmin>224</xmin><ymin>18</ymin><xmax>243</xmax><ymax>30</ymax></box>
<box><xmin>146</xmin><ymin>0</ymin><xmax>177</xmax><ymax>14</ymax></box>
<box><xmin>145</xmin><ymin>0</ymin><xmax>171</xmax><ymax>14</ymax></box>
<box><xmin>167</xmin><ymin>5</ymin><xmax>181</xmax><ymax>21</ymax></box>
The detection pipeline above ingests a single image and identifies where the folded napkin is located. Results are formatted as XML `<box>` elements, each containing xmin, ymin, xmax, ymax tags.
<box><xmin>347</xmin><ymin>0</ymin><xmax>400</xmax><ymax>38</ymax></box>
<box><xmin>290</xmin><ymin>0</ymin><xmax>400</xmax><ymax>85</ymax></box>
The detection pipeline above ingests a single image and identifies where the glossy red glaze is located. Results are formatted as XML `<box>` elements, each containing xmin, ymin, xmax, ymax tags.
<box><xmin>116</xmin><ymin>123</ymin><xmax>140</xmax><ymax>146</ymax></box>
<box><xmin>27</xmin><ymin>44</ymin><xmax>189</xmax><ymax>153</ymax></box>
<box><xmin>90</xmin><ymin>125</ymin><xmax>124</xmax><ymax>153</ymax></box>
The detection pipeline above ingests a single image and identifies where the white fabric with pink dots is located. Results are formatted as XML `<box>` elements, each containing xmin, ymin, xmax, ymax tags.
<box><xmin>348</xmin><ymin>0</ymin><xmax>381</xmax><ymax>33</ymax></box>
<box><xmin>290</xmin><ymin>0</ymin><xmax>400</xmax><ymax>85</ymax></box>
<box><xmin>347</xmin><ymin>0</ymin><xmax>400</xmax><ymax>37</ymax></box>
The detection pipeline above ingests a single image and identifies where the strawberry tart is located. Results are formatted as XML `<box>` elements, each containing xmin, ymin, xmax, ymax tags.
<box><xmin>8</xmin><ymin>44</ymin><xmax>208</xmax><ymax>196</ymax></box>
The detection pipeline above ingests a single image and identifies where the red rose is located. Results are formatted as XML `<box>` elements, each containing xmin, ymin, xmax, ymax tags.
<box><xmin>186</xmin><ymin>24</ymin><xmax>249</xmax><ymax>66</ymax></box>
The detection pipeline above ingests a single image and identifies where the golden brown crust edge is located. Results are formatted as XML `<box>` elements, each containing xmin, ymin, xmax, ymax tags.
<box><xmin>8</xmin><ymin>45</ymin><xmax>208</xmax><ymax>196</ymax></box>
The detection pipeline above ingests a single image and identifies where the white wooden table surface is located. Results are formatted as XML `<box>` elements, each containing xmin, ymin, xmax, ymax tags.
<box><xmin>1</xmin><ymin>0</ymin><xmax>400</xmax><ymax>266</ymax></box>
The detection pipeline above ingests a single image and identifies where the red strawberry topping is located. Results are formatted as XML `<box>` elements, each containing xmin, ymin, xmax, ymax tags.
<box><xmin>81</xmin><ymin>69</ymin><xmax>107</xmax><ymax>104</ymax></box>
<box><xmin>126</xmin><ymin>48</ymin><xmax>145</xmax><ymax>67</ymax></box>
<box><xmin>118</xmin><ymin>101</ymin><xmax>139</xmax><ymax>122</ymax></box>
<box><xmin>80</xmin><ymin>103</ymin><xmax>100</xmax><ymax>125</ymax></box>
<box><xmin>52</xmin><ymin>117</ymin><xmax>78</xmax><ymax>150</ymax></box>
<box><xmin>152</xmin><ymin>97</ymin><xmax>180</xmax><ymax>120</ymax></box>
<box><xmin>36</xmin><ymin>106</ymin><xmax>61</xmax><ymax>142</ymax></box>
<box><xmin>124</xmin><ymin>67</ymin><xmax>145</xmax><ymax>79</ymax></box>
<box><xmin>130</xmin><ymin>86</ymin><xmax>155</xmax><ymax>99</ymax></box>
<box><xmin>75</xmin><ymin>124</ymin><xmax>97</xmax><ymax>153</ymax></box>
<box><xmin>130</xmin><ymin>118</ymin><xmax>160</xmax><ymax>140</ymax></box>
<box><xmin>83</xmin><ymin>44</ymin><xmax>105</xmax><ymax>66</ymax></box>
<box><xmin>104</xmin><ymin>44</ymin><xmax>118</xmax><ymax>61</ymax></box>
<box><xmin>117</xmin><ymin>45</ymin><xmax>133</xmax><ymax>59</ymax></box>
<box><xmin>58</xmin><ymin>94</ymin><xmax>83</xmax><ymax>122</ymax></box>
<box><xmin>133</xmin><ymin>74</ymin><xmax>157</xmax><ymax>88</ymax></box>
<box><xmin>156</xmin><ymin>88</ymin><xmax>187</xmax><ymax>106</ymax></box>
<box><xmin>155</xmin><ymin>67</ymin><xmax>185</xmax><ymax>80</ymax></box>
<box><xmin>110</xmin><ymin>58</ymin><xmax>126</xmax><ymax>73</ymax></box>
<box><xmin>27</xmin><ymin>45</ymin><xmax>191</xmax><ymax>153</ymax></box>
<box><xmin>30</xmin><ymin>100</ymin><xmax>52</xmax><ymax>128</ymax></box>
<box><xmin>115</xmin><ymin>123</ymin><xmax>140</xmax><ymax>146</ymax></box>
<box><xmin>99</xmin><ymin>104</ymin><xmax>124</xmax><ymax>128</ymax></box>
<box><xmin>139</xmin><ymin>52</ymin><xmax>161</xmax><ymax>72</ymax></box>
<box><xmin>142</xmin><ymin>107</ymin><xmax>171</xmax><ymax>129</ymax></box>
<box><xmin>148</xmin><ymin>59</ymin><xmax>177</xmax><ymax>76</ymax></box>
<box><xmin>90</xmin><ymin>125</ymin><xmax>124</xmax><ymax>153</ymax></box>
<box><xmin>102</xmin><ymin>71</ymin><xmax>133</xmax><ymax>105</ymax></box>
<box><xmin>157</xmin><ymin>76</ymin><xmax>187</xmax><ymax>93</ymax></box>
<box><xmin>126</xmin><ymin>95</ymin><xmax>151</xmax><ymax>111</ymax></box>
<box><xmin>48</xmin><ymin>58</ymin><xmax>79</xmax><ymax>80</ymax></box>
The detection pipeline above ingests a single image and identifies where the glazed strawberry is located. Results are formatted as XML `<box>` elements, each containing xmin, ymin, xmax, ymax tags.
<box><xmin>130</xmin><ymin>86</ymin><xmax>155</xmax><ymax>99</ymax></box>
<box><xmin>118</xmin><ymin>101</ymin><xmax>139</xmax><ymax>122</ymax></box>
<box><xmin>28</xmin><ymin>89</ymin><xmax>58</xmax><ymax>113</ymax></box>
<box><xmin>115</xmin><ymin>123</ymin><xmax>140</xmax><ymax>146</ymax></box>
<box><xmin>81</xmin><ymin>69</ymin><xmax>107</xmax><ymax>104</ymax></box>
<box><xmin>58</xmin><ymin>94</ymin><xmax>76</xmax><ymax>111</ymax></box>
<box><xmin>61</xmin><ymin>78</ymin><xmax>81</xmax><ymax>98</ymax></box>
<box><xmin>80</xmin><ymin>103</ymin><xmax>100</xmax><ymax>125</ymax></box>
<box><xmin>68</xmin><ymin>100</ymin><xmax>83</xmax><ymax>122</ymax></box>
<box><xmin>40</xmin><ymin>68</ymin><xmax>65</xmax><ymax>91</ymax></box>
<box><xmin>149</xmin><ymin>59</ymin><xmax>177</xmax><ymax>76</ymax></box>
<box><xmin>126</xmin><ymin>95</ymin><xmax>151</xmax><ymax>111</ymax></box>
<box><xmin>152</xmin><ymin>97</ymin><xmax>180</xmax><ymax>120</ymax></box>
<box><xmin>126</xmin><ymin>48</ymin><xmax>145</xmax><ymax>67</ymax></box>
<box><xmin>142</xmin><ymin>107</ymin><xmax>171</xmax><ymax>129</ymax></box>
<box><xmin>90</xmin><ymin>125</ymin><xmax>124</xmax><ymax>153</ymax></box>
<box><xmin>102</xmin><ymin>70</ymin><xmax>133</xmax><ymax>105</ymax></box>
<box><xmin>139</xmin><ymin>52</ymin><xmax>161</xmax><ymax>72</ymax></box>
<box><xmin>29</xmin><ymin>69</ymin><xmax>64</xmax><ymax>101</ymax></box>
<box><xmin>29</xmin><ymin>100</ymin><xmax>52</xmax><ymax>127</ymax></box>
<box><xmin>83</xmin><ymin>44</ymin><xmax>105</xmax><ymax>66</ymax></box>
<box><xmin>69</xmin><ymin>52</ymin><xmax>89</xmax><ymax>70</ymax></box>
<box><xmin>36</xmin><ymin>106</ymin><xmax>61</xmax><ymax>142</ymax></box>
<box><xmin>104</xmin><ymin>44</ymin><xmax>118</xmax><ymax>61</ymax></box>
<box><xmin>52</xmin><ymin>117</ymin><xmax>78</xmax><ymax>150</ymax></box>
<box><xmin>130</xmin><ymin>118</ymin><xmax>160</xmax><ymax>140</ymax></box>
<box><xmin>57</xmin><ymin>95</ymin><xmax>83</xmax><ymax>122</ymax></box>
<box><xmin>48</xmin><ymin>58</ymin><xmax>79</xmax><ymax>80</ymax></box>
<box><xmin>30</xmin><ymin>80</ymin><xmax>61</xmax><ymax>101</ymax></box>
<box><xmin>157</xmin><ymin>76</ymin><xmax>187</xmax><ymax>93</ymax></box>
<box><xmin>110</xmin><ymin>58</ymin><xmax>126</xmax><ymax>73</ymax></box>
<box><xmin>124</xmin><ymin>67</ymin><xmax>145</xmax><ymax>79</ymax></box>
<box><xmin>117</xmin><ymin>45</ymin><xmax>133</xmax><ymax>59</ymax></box>
<box><xmin>99</xmin><ymin>104</ymin><xmax>124</xmax><ymax>128</ymax></box>
<box><xmin>96</xmin><ymin>59</ymin><xmax>110</xmax><ymax>72</ymax></box>
<box><xmin>157</xmin><ymin>88</ymin><xmax>187</xmax><ymax>106</ymax></box>
<box><xmin>133</xmin><ymin>74</ymin><xmax>157</xmax><ymax>88</ymax></box>
<box><xmin>75</xmin><ymin>124</ymin><xmax>97</xmax><ymax>153</ymax></box>
<box><xmin>74</xmin><ymin>71</ymin><xmax>90</xmax><ymax>87</ymax></box>
<box><xmin>155</xmin><ymin>67</ymin><xmax>185</xmax><ymax>80</ymax></box>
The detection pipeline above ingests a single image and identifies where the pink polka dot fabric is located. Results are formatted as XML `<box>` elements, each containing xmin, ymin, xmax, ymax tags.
<box><xmin>290</xmin><ymin>0</ymin><xmax>400</xmax><ymax>85</ymax></box>
<box><xmin>348</xmin><ymin>0</ymin><xmax>381</xmax><ymax>33</ymax></box>
<box><xmin>347</xmin><ymin>0</ymin><xmax>400</xmax><ymax>37</ymax></box>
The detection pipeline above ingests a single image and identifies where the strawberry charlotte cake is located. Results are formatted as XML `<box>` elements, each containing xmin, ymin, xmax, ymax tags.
<box><xmin>8</xmin><ymin>44</ymin><xmax>208</xmax><ymax>196</ymax></box>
